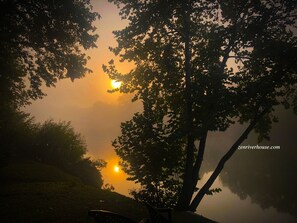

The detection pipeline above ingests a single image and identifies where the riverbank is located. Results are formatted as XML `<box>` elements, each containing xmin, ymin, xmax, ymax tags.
<box><xmin>0</xmin><ymin>162</ymin><xmax>216</xmax><ymax>222</ymax></box>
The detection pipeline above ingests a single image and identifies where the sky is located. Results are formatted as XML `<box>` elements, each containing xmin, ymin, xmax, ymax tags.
<box><xmin>22</xmin><ymin>1</ymin><xmax>297</xmax><ymax>222</ymax></box>
<box><xmin>24</xmin><ymin>0</ymin><xmax>141</xmax><ymax>195</ymax></box>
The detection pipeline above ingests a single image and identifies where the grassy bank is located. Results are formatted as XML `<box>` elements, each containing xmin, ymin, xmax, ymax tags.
<box><xmin>0</xmin><ymin>161</ymin><xmax>217</xmax><ymax>223</ymax></box>
<box><xmin>0</xmin><ymin>162</ymin><xmax>147</xmax><ymax>222</ymax></box>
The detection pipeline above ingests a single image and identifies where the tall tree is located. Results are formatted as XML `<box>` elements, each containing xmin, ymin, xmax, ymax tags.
<box><xmin>0</xmin><ymin>0</ymin><xmax>100</xmax><ymax>170</ymax></box>
<box><xmin>0</xmin><ymin>0</ymin><xmax>99</xmax><ymax>108</ymax></box>
<box><xmin>105</xmin><ymin>0</ymin><xmax>297</xmax><ymax>211</ymax></box>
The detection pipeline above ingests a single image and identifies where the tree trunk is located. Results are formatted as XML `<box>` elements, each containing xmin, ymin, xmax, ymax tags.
<box><xmin>176</xmin><ymin>1</ymin><xmax>195</xmax><ymax>211</ymax></box>
<box><xmin>192</xmin><ymin>131</ymin><xmax>208</xmax><ymax>186</ymax></box>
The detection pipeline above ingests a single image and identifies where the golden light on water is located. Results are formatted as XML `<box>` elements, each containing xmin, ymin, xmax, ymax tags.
<box><xmin>111</xmin><ymin>80</ymin><xmax>121</xmax><ymax>89</ymax></box>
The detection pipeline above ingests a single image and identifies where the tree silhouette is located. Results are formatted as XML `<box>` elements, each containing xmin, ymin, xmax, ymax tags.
<box><xmin>114</xmin><ymin>90</ymin><xmax>185</xmax><ymax>207</ymax></box>
<box><xmin>0</xmin><ymin>0</ymin><xmax>99</xmax><ymax>170</ymax></box>
<box><xmin>0</xmin><ymin>115</ymin><xmax>105</xmax><ymax>187</ymax></box>
<box><xmin>0</xmin><ymin>0</ymin><xmax>99</xmax><ymax>109</ymax></box>
<box><xmin>105</xmin><ymin>0</ymin><xmax>297</xmax><ymax>211</ymax></box>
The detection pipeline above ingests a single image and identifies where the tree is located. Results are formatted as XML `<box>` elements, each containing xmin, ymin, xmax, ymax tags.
<box><xmin>34</xmin><ymin>120</ymin><xmax>106</xmax><ymax>188</ymax></box>
<box><xmin>0</xmin><ymin>113</ymin><xmax>106</xmax><ymax>187</ymax></box>
<box><xmin>68</xmin><ymin>157</ymin><xmax>106</xmax><ymax>187</ymax></box>
<box><xmin>105</xmin><ymin>0</ymin><xmax>297</xmax><ymax>211</ymax></box>
<box><xmin>0</xmin><ymin>0</ymin><xmax>100</xmax><ymax>168</ymax></box>
<box><xmin>0</xmin><ymin>109</ymin><xmax>38</xmax><ymax>165</ymax></box>
<box><xmin>114</xmin><ymin>91</ymin><xmax>185</xmax><ymax>207</ymax></box>
<box><xmin>0</xmin><ymin>0</ymin><xmax>99</xmax><ymax>108</ymax></box>
<box><xmin>35</xmin><ymin>120</ymin><xmax>87</xmax><ymax>167</ymax></box>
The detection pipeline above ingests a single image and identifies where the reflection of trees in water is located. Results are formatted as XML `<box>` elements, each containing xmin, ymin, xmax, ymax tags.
<box><xmin>219</xmin><ymin>109</ymin><xmax>297</xmax><ymax>217</ymax></box>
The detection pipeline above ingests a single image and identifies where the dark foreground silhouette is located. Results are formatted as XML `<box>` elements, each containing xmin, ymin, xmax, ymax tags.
<box><xmin>0</xmin><ymin>161</ymin><xmax>217</xmax><ymax>223</ymax></box>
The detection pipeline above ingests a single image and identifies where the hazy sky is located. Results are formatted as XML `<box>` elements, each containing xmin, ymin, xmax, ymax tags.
<box><xmin>23</xmin><ymin>0</ymin><xmax>297</xmax><ymax>196</ymax></box>
<box><xmin>22</xmin><ymin>1</ymin><xmax>297</xmax><ymax>222</ymax></box>
<box><xmin>24</xmin><ymin>0</ymin><xmax>141</xmax><ymax>194</ymax></box>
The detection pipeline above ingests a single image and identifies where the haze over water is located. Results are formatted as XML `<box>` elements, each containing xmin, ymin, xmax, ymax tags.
<box><xmin>24</xmin><ymin>1</ymin><xmax>297</xmax><ymax>222</ymax></box>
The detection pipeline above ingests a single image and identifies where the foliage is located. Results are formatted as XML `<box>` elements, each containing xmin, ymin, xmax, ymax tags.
<box><xmin>67</xmin><ymin>158</ymin><xmax>106</xmax><ymax>187</ymax></box>
<box><xmin>34</xmin><ymin>120</ymin><xmax>86</xmax><ymax>166</ymax></box>
<box><xmin>0</xmin><ymin>0</ymin><xmax>99</xmax><ymax>108</ymax></box>
<box><xmin>0</xmin><ymin>108</ymin><xmax>38</xmax><ymax>165</ymax></box>
<box><xmin>0</xmin><ymin>0</ymin><xmax>102</xmax><ymax>187</ymax></box>
<box><xmin>0</xmin><ymin>110</ymin><xmax>104</xmax><ymax>188</ymax></box>
<box><xmin>113</xmin><ymin>98</ymin><xmax>185</xmax><ymax>206</ymax></box>
<box><xmin>105</xmin><ymin>0</ymin><xmax>297</xmax><ymax>210</ymax></box>
<box><xmin>33</xmin><ymin>120</ymin><xmax>105</xmax><ymax>187</ymax></box>
<box><xmin>103</xmin><ymin>183</ymin><xmax>115</xmax><ymax>192</ymax></box>
<box><xmin>129</xmin><ymin>180</ymin><xmax>183</xmax><ymax>208</ymax></box>
<box><xmin>205</xmin><ymin>188</ymin><xmax>222</xmax><ymax>196</ymax></box>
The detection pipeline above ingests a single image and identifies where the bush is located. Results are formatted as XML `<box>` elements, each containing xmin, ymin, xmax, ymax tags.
<box><xmin>0</xmin><ymin>111</ymin><xmax>105</xmax><ymax>188</ymax></box>
<box><xmin>34</xmin><ymin>120</ymin><xmax>86</xmax><ymax>167</ymax></box>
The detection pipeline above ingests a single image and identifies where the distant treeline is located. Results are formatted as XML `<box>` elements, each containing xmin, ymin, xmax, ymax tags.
<box><xmin>0</xmin><ymin>108</ymin><xmax>105</xmax><ymax>188</ymax></box>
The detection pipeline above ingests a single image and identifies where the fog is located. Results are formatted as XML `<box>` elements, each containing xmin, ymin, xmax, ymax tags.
<box><xmin>23</xmin><ymin>1</ymin><xmax>297</xmax><ymax>222</ymax></box>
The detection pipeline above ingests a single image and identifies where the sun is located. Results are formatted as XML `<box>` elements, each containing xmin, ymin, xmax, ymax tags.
<box><xmin>114</xmin><ymin>165</ymin><xmax>120</xmax><ymax>173</ymax></box>
<box><xmin>111</xmin><ymin>80</ymin><xmax>121</xmax><ymax>89</ymax></box>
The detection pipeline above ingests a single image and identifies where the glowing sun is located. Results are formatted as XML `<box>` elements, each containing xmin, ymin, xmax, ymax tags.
<box><xmin>114</xmin><ymin>165</ymin><xmax>120</xmax><ymax>173</ymax></box>
<box><xmin>111</xmin><ymin>80</ymin><xmax>121</xmax><ymax>89</ymax></box>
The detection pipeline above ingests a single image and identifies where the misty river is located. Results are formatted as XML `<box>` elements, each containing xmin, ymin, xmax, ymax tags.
<box><xmin>196</xmin><ymin>108</ymin><xmax>297</xmax><ymax>223</ymax></box>
<box><xmin>198</xmin><ymin>172</ymin><xmax>296</xmax><ymax>223</ymax></box>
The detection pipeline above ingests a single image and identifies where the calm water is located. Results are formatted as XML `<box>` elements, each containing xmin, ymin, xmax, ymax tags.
<box><xmin>110</xmin><ymin>108</ymin><xmax>297</xmax><ymax>223</ymax></box>
<box><xmin>197</xmin><ymin>172</ymin><xmax>297</xmax><ymax>223</ymax></box>
<box><xmin>196</xmin><ymin>109</ymin><xmax>297</xmax><ymax>223</ymax></box>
